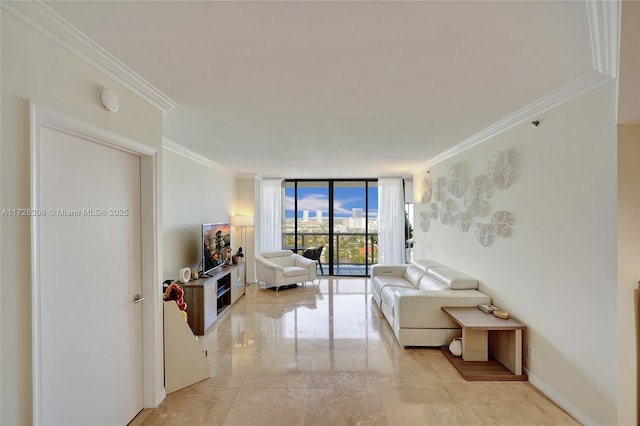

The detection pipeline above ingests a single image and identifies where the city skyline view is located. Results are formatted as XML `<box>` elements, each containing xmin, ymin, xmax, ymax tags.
<box><xmin>283</xmin><ymin>181</ymin><xmax>380</xmax><ymax>275</ymax></box>
<box><xmin>284</xmin><ymin>184</ymin><xmax>378</xmax><ymax>219</ymax></box>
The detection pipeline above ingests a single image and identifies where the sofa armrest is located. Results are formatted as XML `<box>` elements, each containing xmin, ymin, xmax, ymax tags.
<box><xmin>293</xmin><ymin>254</ymin><xmax>318</xmax><ymax>281</ymax></box>
<box><xmin>255</xmin><ymin>257</ymin><xmax>284</xmax><ymax>271</ymax></box>
<box><xmin>255</xmin><ymin>257</ymin><xmax>285</xmax><ymax>285</ymax></box>
<box><xmin>370</xmin><ymin>264</ymin><xmax>408</xmax><ymax>279</ymax></box>
<box><xmin>293</xmin><ymin>254</ymin><xmax>315</xmax><ymax>268</ymax></box>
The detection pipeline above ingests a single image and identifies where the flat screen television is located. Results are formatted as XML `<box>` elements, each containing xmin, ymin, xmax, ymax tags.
<box><xmin>202</xmin><ymin>222</ymin><xmax>231</xmax><ymax>275</ymax></box>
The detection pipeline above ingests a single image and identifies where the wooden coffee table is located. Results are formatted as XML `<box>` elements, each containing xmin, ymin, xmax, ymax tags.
<box><xmin>442</xmin><ymin>307</ymin><xmax>527</xmax><ymax>380</ymax></box>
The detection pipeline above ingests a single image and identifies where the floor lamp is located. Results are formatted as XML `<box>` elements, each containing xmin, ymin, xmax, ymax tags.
<box><xmin>230</xmin><ymin>214</ymin><xmax>254</xmax><ymax>262</ymax></box>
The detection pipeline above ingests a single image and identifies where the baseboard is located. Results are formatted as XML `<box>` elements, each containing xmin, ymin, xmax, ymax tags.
<box><xmin>153</xmin><ymin>388</ymin><xmax>166</xmax><ymax>408</ymax></box>
<box><xmin>525</xmin><ymin>368</ymin><xmax>598</xmax><ymax>426</ymax></box>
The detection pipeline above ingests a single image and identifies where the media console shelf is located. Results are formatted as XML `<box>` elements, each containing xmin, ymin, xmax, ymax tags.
<box><xmin>181</xmin><ymin>263</ymin><xmax>245</xmax><ymax>335</ymax></box>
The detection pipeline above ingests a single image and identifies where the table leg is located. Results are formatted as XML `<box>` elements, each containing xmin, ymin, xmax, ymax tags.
<box><xmin>514</xmin><ymin>329</ymin><xmax>523</xmax><ymax>375</ymax></box>
<box><xmin>462</xmin><ymin>328</ymin><xmax>488</xmax><ymax>361</ymax></box>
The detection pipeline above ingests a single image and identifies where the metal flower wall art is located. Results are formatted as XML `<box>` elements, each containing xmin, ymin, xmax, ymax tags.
<box><xmin>491</xmin><ymin>210</ymin><xmax>514</xmax><ymax>237</ymax></box>
<box><xmin>447</xmin><ymin>163</ymin><xmax>467</xmax><ymax>198</ymax></box>
<box><xmin>419</xmin><ymin>209</ymin><xmax>430</xmax><ymax>232</ymax></box>
<box><xmin>464</xmin><ymin>175</ymin><xmax>492</xmax><ymax>217</ymax></box>
<box><xmin>475</xmin><ymin>223</ymin><xmax>493</xmax><ymax>247</ymax></box>
<box><xmin>419</xmin><ymin>176</ymin><xmax>432</xmax><ymax>203</ymax></box>
<box><xmin>428</xmin><ymin>202</ymin><xmax>440</xmax><ymax>219</ymax></box>
<box><xmin>488</xmin><ymin>151</ymin><xmax>516</xmax><ymax>189</ymax></box>
<box><xmin>417</xmin><ymin>151</ymin><xmax>516</xmax><ymax>247</ymax></box>
<box><xmin>456</xmin><ymin>211</ymin><xmax>472</xmax><ymax>232</ymax></box>
<box><xmin>440</xmin><ymin>199</ymin><xmax>458</xmax><ymax>226</ymax></box>
<box><xmin>433</xmin><ymin>177</ymin><xmax>447</xmax><ymax>202</ymax></box>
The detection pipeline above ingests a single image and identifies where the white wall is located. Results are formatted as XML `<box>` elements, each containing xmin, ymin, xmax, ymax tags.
<box><xmin>412</xmin><ymin>82</ymin><xmax>618</xmax><ymax>425</ymax></box>
<box><xmin>162</xmin><ymin>147</ymin><xmax>235</xmax><ymax>281</ymax></box>
<box><xmin>0</xmin><ymin>11</ymin><xmax>163</xmax><ymax>425</ymax></box>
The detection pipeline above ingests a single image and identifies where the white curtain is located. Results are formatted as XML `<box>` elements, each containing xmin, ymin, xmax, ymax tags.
<box><xmin>378</xmin><ymin>178</ymin><xmax>405</xmax><ymax>264</ymax></box>
<box><xmin>259</xmin><ymin>178</ymin><xmax>284</xmax><ymax>252</ymax></box>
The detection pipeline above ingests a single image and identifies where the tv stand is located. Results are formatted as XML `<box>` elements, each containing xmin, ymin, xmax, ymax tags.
<box><xmin>181</xmin><ymin>263</ymin><xmax>245</xmax><ymax>335</ymax></box>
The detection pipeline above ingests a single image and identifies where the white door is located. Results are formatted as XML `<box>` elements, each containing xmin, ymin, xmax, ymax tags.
<box><xmin>36</xmin><ymin>125</ymin><xmax>143</xmax><ymax>425</ymax></box>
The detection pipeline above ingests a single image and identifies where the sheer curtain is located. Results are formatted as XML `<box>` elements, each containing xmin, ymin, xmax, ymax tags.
<box><xmin>259</xmin><ymin>178</ymin><xmax>284</xmax><ymax>252</ymax></box>
<box><xmin>377</xmin><ymin>178</ymin><xmax>405</xmax><ymax>264</ymax></box>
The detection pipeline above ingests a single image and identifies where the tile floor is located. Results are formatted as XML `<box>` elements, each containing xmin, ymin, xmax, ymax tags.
<box><xmin>137</xmin><ymin>277</ymin><xmax>578</xmax><ymax>425</ymax></box>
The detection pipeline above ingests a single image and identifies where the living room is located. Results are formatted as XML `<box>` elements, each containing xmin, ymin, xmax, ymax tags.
<box><xmin>2</xmin><ymin>1</ymin><xmax>639</xmax><ymax>425</ymax></box>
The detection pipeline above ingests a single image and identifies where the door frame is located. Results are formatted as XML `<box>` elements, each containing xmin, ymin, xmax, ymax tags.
<box><xmin>29</xmin><ymin>103</ymin><xmax>164</xmax><ymax>424</ymax></box>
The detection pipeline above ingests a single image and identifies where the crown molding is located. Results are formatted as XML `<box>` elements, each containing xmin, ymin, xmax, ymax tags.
<box><xmin>162</xmin><ymin>138</ymin><xmax>233</xmax><ymax>175</ymax></box>
<box><xmin>417</xmin><ymin>70</ymin><xmax>614</xmax><ymax>171</ymax></box>
<box><xmin>235</xmin><ymin>172</ymin><xmax>259</xmax><ymax>179</ymax></box>
<box><xmin>416</xmin><ymin>0</ymin><xmax>621</xmax><ymax>172</ymax></box>
<box><xmin>587</xmin><ymin>0</ymin><xmax>621</xmax><ymax>78</ymax></box>
<box><xmin>1</xmin><ymin>0</ymin><xmax>176</xmax><ymax>113</ymax></box>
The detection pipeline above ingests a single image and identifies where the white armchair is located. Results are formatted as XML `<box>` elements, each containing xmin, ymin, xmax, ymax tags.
<box><xmin>255</xmin><ymin>250</ymin><xmax>318</xmax><ymax>291</ymax></box>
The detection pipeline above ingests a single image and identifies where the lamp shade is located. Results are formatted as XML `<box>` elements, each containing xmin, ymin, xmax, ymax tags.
<box><xmin>230</xmin><ymin>215</ymin><xmax>254</xmax><ymax>227</ymax></box>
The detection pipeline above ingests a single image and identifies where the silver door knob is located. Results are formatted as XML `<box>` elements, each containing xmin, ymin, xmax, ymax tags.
<box><xmin>133</xmin><ymin>294</ymin><xmax>145</xmax><ymax>304</ymax></box>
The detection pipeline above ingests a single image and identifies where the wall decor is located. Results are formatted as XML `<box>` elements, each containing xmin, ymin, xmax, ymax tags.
<box><xmin>447</xmin><ymin>163</ymin><xmax>467</xmax><ymax>198</ymax></box>
<box><xmin>475</xmin><ymin>223</ymin><xmax>493</xmax><ymax>247</ymax></box>
<box><xmin>419</xmin><ymin>209</ymin><xmax>430</xmax><ymax>232</ymax></box>
<box><xmin>420</xmin><ymin>176</ymin><xmax>432</xmax><ymax>203</ymax></box>
<box><xmin>464</xmin><ymin>174</ymin><xmax>492</xmax><ymax>217</ymax></box>
<box><xmin>469</xmin><ymin>197</ymin><xmax>490</xmax><ymax>218</ymax></box>
<box><xmin>491</xmin><ymin>210</ymin><xmax>513</xmax><ymax>237</ymax></box>
<box><xmin>417</xmin><ymin>149</ymin><xmax>517</xmax><ymax>247</ymax></box>
<box><xmin>440</xmin><ymin>199</ymin><xmax>458</xmax><ymax>226</ymax></box>
<box><xmin>433</xmin><ymin>177</ymin><xmax>447</xmax><ymax>202</ymax></box>
<box><xmin>428</xmin><ymin>203</ymin><xmax>439</xmax><ymax>219</ymax></box>
<box><xmin>488</xmin><ymin>151</ymin><xmax>516</xmax><ymax>189</ymax></box>
<box><xmin>456</xmin><ymin>211</ymin><xmax>472</xmax><ymax>232</ymax></box>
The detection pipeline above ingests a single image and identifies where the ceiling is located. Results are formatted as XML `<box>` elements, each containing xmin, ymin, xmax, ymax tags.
<box><xmin>45</xmin><ymin>1</ymin><xmax>594</xmax><ymax>178</ymax></box>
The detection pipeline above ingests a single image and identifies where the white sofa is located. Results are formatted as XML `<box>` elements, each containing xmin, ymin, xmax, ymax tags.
<box><xmin>255</xmin><ymin>250</ymin><xmax>317</xmax><ymax>291</ymax></box>
<box><xmin>370</xmin><ymin>259</ymin><xmax>491</xmax><ymax>347</ymax></box>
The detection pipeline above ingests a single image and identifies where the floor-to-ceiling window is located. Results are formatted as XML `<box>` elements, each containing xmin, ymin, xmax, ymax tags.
<box><xmin>284</xmin><ymin>179</ymin><xmax>378</xmax><ymax>276</ymax></box>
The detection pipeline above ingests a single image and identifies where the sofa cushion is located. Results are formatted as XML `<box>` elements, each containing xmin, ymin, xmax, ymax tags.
<box><xmin>372</xmin><ymin>276</ymin><xmax>416</xmax><ymax>299</ymax></box>
<box><xmin>262</xmin><ymin>250</ymin><xmax>294</xmax><ymax>258</ymax></box>
<box><xmin>403</xmin><ymin>265</ymin><xmax>424</xmax><ymax>287</ymax></box>
<box><xmin>417</xmin><ymin>275</ymin><xmax>449</xmax><ymax>291</ymax></box>
<box><xmin>261</xmin><ymin>250</ymin><xmax>296</xmax><ymax>267</ymax></box>
<box><xmin>426</xmin><ymin>266</ymin><xmax>478</xmax><ymax>290</ymax></box>
<box><xmin>283</xmin><ymin>266</ymin><xmax>308</xmax><ymax>278</ymax></box>
<box><xmin>412</xmin><ymin>259</ymin><xmax>442</xmax><ymax>273</ymax></box>
<box><xmin>380</xmin><ymin>285</ymin><xmax>402</xmax><ymax>320</ymax></box>
<box><xmin>393</xmin><ymin>288</ymin><xmax>491</xmax><ymax>328</ymax></box>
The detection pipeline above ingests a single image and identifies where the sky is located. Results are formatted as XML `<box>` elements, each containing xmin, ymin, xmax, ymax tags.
<box><xmin>285</xmin><ymin>185</ymin><xmax>378</xmax><ymax>219</ymax></box>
